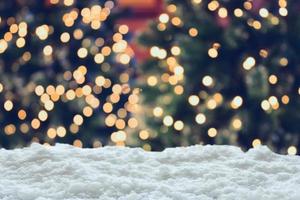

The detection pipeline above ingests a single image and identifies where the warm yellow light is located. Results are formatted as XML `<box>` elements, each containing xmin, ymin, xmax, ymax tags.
<box><xmin>0</xmin><ymin>39</ymin><xmax>8</xmax><ymax>54</ymax></box>
<box><xmin>139</xmin><ymin>130</ymin><xmax>149</xmax><ymax>140</ymax></box>
<box><xmin>38</xmin><ymin>110</ymin><xmax>48</xmax><ymax>121</ymax></box>
<box><xmin>57</xmin><ymin>126</ymin><xmax>67</xmax><ymax>137</ymax></box>
<box><xmin>189</xmin><ymin>28</ymin><xmax>198</xmax><ymax>37</ymax></box>
<box><xmin>232</xmin><ymin>118</ymin><xmax>242</xmax><ymax>130</ymax></box>
<box><xmin>35</xmin><ymin>85</ymin><xmax>44</xmax><ymax>96</ymax></box>
<box><xmin>281</xmin><ymin>95</ymin><xmax>289</xmax><ymax>104</ymax></box>
<box><xmin>231</xmin><ymin>96</ymin><xmax>243</xmax><ymax>109</ymax></box>
<box><xmin>128</xmin><ymin>118</ymin><xmax>138</xmax><ymax>128</ymax></box>
<box><xmin>4</xmin><ymin>124</ymin><xmax>16</xmax><ymax>135</ymax></box>
<box><xmin>31</xmin><ymin>118</ymin><xmax>41</xmax><ymax>129</ymax></box>
<box><xmin>207</xmin><ymin>99</ymin><xmax>217</xmax><ymax>110</ymax></box>
<box><xmin>18</xmin><ymin>109</ymin><xmax>27</xmax><ymax>120</ymax></box>
<box><xmin>16</xmin><ymin>37</ymin><xmax>26</xmax><ymax>48</ymax></box>
<box><xmin>287</xmin><ymin>146</ymin><xmax>297</xmax><ymax>155</ymax></box>
<box><xmin>153</xmin><ymin>107</ymin><xmax>163</xmax><ymax>117</ymax></box>
<box><xmin>60</xmin><ymin>32</ymin><xmax>70</xmax><ymax>43</ymax></box>
<box><xmin>119</xmin><ymin>24</ymin><xmax>129</xmax><ymax>34</ymax></box>
<box><xmin>261</xmin><ymin>100</ymin><xmax>271</xmax><ymax>111</ymax></box>
<box><xmin>43</xmin><ymin>45</ymin><xmax>53</xmax><ymax>56</ymax></box>
<box><xmin>259</xmin><ymin>8</ymin><xmax>269</xmax><ymax>18</ymax></box>
<box><xmin>202</xmin><ymin>75</ymin><xmax>213</xmax><ymax>87</ymax></box>
<box><xmin>188</xmin><ymin>95</ymin><xmax>200</xmax><ymax>106</ymax></box>
<box><xmin>147</xmin><ymin>76</ymin><xmax>158</xmax><ymax>86</ymax></box>
<box><xmin>103</xmin><ymin>102</ymin><xmax>113</xmax><ymax>113</ymax></box>
<box><xmin>243</xmin><ymin>57</ymin><xmax>256</xmax><ymax>70</ymax></box>
<box><xmin>73</xmin><ymin>114</ymin><xmax>84</xmax><ymax>126</ymax></box>
<box><xmin>73</xmin><ymin>139</ymin><xmax>83</xmax><ymax>148</ymax></box>
<box><xmin>234</xmin><ymin>8</ymin><xmax>243</xmax><ymax>17</ymax></box>
<box><xmin>159</xmin><ymin>13</ymin><xmax>169</xmax><ymax>23</ymax></box>
<box><xmin>64</xmin><ymin>0</ymin><xmax>74</xmax><ymax>6</ymax></box>
<box><xmin>111</xmin><ymin>131</ymin><xmax>127</xmax><ymax>143</ymax></box>
<box><xmin>208</xmin><ymin>128</ymin><xmax>217</xmax><ymax>137</ymax></box>
<box><xmin>268</xmin><ymin>75</ymin><xmax>278</xmax><ymax>85</ymax></box>
<box><xmin>218</xmin><ymin>7</ymin><xmax>228</xmax><ymax>18</ymax></box>
<box><xmin>174</xmin><ymin>120</ymin><xmax>184</xmax><ymax>131</ymax></box>
<box><xmin>208</xmin><ymin>48</ymin><xmax>218</xmax><ymax>58</ymax></box>
<box><xmin>252</xmin><ymin>139</ymin><xmax>261</xmax><ymax>148</ymax></box>
<box><xmin>167</xmin><ymin>4</ymin><xmax>177</xmax><ymax>13</ymax></box>
<box><xmin>4</xmin><ymin>100</ymin><xmax>13</xmax><ymax>111</ymax></box>
<box><xmin>171</xmin><ymin>46</ymin><xmax>181</xmax><ymax>56</ymax></box>
<box><xmin>163</xmin><ymin>115</ymin><xmax>173</xmax><ymax>126</ymax></box>
<box><xmin>171</xmin><ymin>17</ymin><xmax>181</xmax><ymax>26</ymax></box>
<box><xmin>47</xmin><ymin>128</ymin><xmax>57</xmax><ymax>139</ymax></box>
<box><xmin>35</xmin><ymin>25</ymin><xmax>49</xmax><ymax>40</ymax></box>
<box><xmin>279</xmin><ymin>57</ymin><xmax>288</xmax><ymax>67</ymax></box>
<box><xmin>279</xmin><ymin>7</ymin><xmax>288</xmax><ymax>16</ymax></box>
<box><xmin>77</xmin><ymin>47</ymin><xmax>88</xmax><ymax>58</ymax></box>
<box><xmin>94</xmin><ymin>53</ymin><xmax>105</xmax><ymax>64</ymax></box>
<box><xmin>195</xmin><ymin>113</ymin><xmax>206</xmax><ymax>124</ymax></box>
<box><xmin>208</xmin><ymin>1</ymin><xmax>219</xmax><ymax>11</ymax></box>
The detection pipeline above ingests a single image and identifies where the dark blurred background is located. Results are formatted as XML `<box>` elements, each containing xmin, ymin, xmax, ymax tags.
<box><xmin>0</xmin><ymin>0</ymin><xmax>299</xmax><ymax>155</ymax></box>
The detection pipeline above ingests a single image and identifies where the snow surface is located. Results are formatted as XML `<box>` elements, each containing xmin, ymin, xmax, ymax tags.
<box><xmin>1</xmin><ymin>144</ymin><xmax>300</xmax><ymax>200</ymax></box>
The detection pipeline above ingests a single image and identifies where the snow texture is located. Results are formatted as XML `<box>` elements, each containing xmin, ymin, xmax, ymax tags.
<box><xmin>0</xmin><ymin>144</ymin><xmax>300</xmax><ymax>200</ymax></box>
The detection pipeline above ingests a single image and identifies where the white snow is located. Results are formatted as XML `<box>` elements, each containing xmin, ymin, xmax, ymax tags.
<box><xmin>0</xmin><ymin>144</ymin><xmax>300</xmax><ymax>200</ymax></box>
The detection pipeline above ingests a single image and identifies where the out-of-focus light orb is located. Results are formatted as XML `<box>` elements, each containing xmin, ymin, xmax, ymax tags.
<box><xmin>189</xmin><ymin>28</ymin><xmax>198</xmax><ymax>37</ymax></box>
<box><xmin>171</xmin><ymin>46</ymin><xmax>181</xmax><ymax>56</ymax></box>
<box><xmin>188</xmin><ymin>95</ymin><xmax>200</xmax><ymax>106</ymax></box>
<box><xmin>111</xmin><ymin>131</ymin><xmax>127</xmax><ymax>143</ymax></box>
<box><xmin>192</xmin><ymin>0</ymin><xmax>202</xmax><ymax>4</ymax></box>
<box><xmin>159</xmin><ymin>13</ymin><xmax>169</xmax><ymax>23</ymax></box>
<box><xmin>234</xmin><ymin>8</ymin><xmax>243</xmax><ymax>17</ymax></box>
<box><xmin>163</xmin><ymin>115</ymin><xmax>174</xmax><ymax>126</ymax></box>
<box><xmin>208</xmin><ymin>128</ymin><xmax>217</xmax><ymax>137</ymax></box>
<box><xmin>31</xmin><ymin>118</ymin><xmax>41</xmax><ymax>129</ymax></box>
<box><xmin>208</xmin><ymin>1</ymin><xmax>219</xmax><ymax>11</ymax></box>
<box><xmin>202</xmin><ymin>75</ymin><xmax>213</xmax><ymax>87</ymax></box>
<box><xmin>4</xmin><ymin>100</ymin><xmax>13</xmax><ymax>111</ymax></box>
<box><xmin>252</xmin><ymin>139</ymin><xmax>262</xmax><ymax>148</ymax></box>
<box><xmin>153</xmin><ymin>107</ymin><xmax>163</xmax><ymax>117</ymax></box>
<box><xmin>243</xmin><ymin>57</ymin><xmax>256</xmax><ymax>70</ymax></box>
<box><xmin>287</xmin><ymin>146</ymin><xmax>297</xmax><ymax>155</ymax></box>
<box><xmin>279</xmin><ymin>7</ymin><xmax>288</xmax><ymax>16</ymax></box>
<box><xmin>60</xmin><ymin>32</ymin><xmax>70</xmax><ymax>43</ymax></box>
<box><xmin>207</xmin><ymin>99</ymin><xmax>217</xmax><ymax>110</ymax></box>
<box><xmin>259</xmin><ymin>8</ymin><xmax>269</xmax><ymax>18</ymax></box>
<box><xmin>232</xmin><ymin>118</ymin><xmax>242</xmax><ymax>130</ymax></box>
<box><xmin>174</xmin><ymin>120</ymin><xmax>184</xmax><ymax>131</ymax></box>
<box><xmin>77</xmin><ymin>47</ymin><xmax>88</xmax><ymax>58</ymax></box>
<box><xmin>195</xmin><ymin>113</ymin><xmax>206</xmax><ymax>124</ymax></box>
<box><xmin>261</xmin><ymin>100</ymin><xmax>271</xmax><ymax>111</ymax></box>
<box><xmin>38</xmin><ymin>110</ymin><xmax>48</xmax><ymax>121</ymax></box>
<box><xmin>231</xmin><ymin>96</ymin><xmax>243</xmax><ymax>109</ymax></box>
<box><xmin>208</xmin><ymin>48</ymin><xmax>218</xmax><ymax>58</ymax></box>
<box><xmin>73</xmin><ymin>114</ymin><xmax>84</xmax><ymax>126</ymax></box>
<box><xmin>73</xmin><ymin>139</ymin><xmax>83</xmax><ymax>148</ymax></box>
<box><xmin>218</xmin><ymin>7</ymin><xmax>228</xmax><ymax>18</ymax></box>
<box><xmin>47</xmin><ymin>128</ymin><xmax>57</xmax><ymax>139</ymax></box>
<box><xmin>147</xmin><ymin>76</ymin><xmax>158</xmax><ymax>86</ymax></box>
<box><xmin>139</xmin><ymin>130</ymin><xmax>150</xmax><ymax>140</ymax></box>
<box><xmin>281</xmin><ymin>95</ymin><xmax>289</xmax><ymax>104</ymax></box>
<box><xmin>43</xmin><ymin>45</ymin><xmax>53</xmax><ymax>56</ymax></box>
<box><xmin>18</xmin><ymin>109</ymin><xmax>27</xmax><ymax>120</ymax></box>
<box><xmin>57</xmin><ymin>126</ymin><xmax>67</xmax><ymax>137</ymax></box>
<box><xmin>279</xmin><ymin>57</ymin><xmax>288</xmax><ymax>67</ymax></box>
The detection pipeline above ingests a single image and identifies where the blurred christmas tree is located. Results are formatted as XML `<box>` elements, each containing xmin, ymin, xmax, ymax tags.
<box><xmin>0</xmin><ymin>0</ymin><xmax>136</xmax><ymax>148</ymax></box>
<box><xmin>132</xmin><ymin>0</ymin><xmax>300</xmax><ymax>154</ymax></box>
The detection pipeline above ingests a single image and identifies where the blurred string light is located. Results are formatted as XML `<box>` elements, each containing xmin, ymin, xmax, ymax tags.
<box><xmin>0</xmin><ymin>0</ymin><xmax>137</xmax><ymax>148</ymax></box>
<box><xmin>131</xmin><ymin>0</ymin><xmax>299</xmax><ymax>154</ymax></box>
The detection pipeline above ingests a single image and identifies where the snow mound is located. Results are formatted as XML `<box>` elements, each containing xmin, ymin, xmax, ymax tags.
<box><xmin>1</xmin><ymin>144</ymin><xmax>300</xmax><ymax>200</ymax></box>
